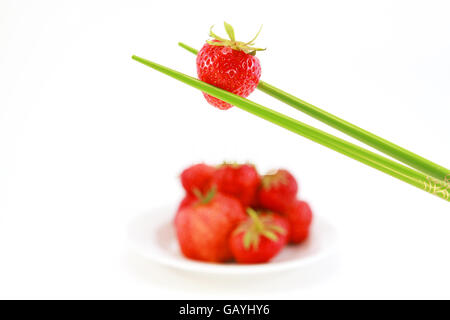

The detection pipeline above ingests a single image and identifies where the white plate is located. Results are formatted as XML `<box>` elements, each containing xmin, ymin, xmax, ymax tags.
<box><xmin>128</xmin><ymin>205</ymin><xmax>337</xmax><ymax>275</ymax></box>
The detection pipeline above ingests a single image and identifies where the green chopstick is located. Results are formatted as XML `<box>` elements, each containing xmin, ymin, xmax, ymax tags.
<box><xmin>131</xmin><ymin>55</ymin><xmax>449</xmax><ymax>202</ymax></box>
<box><xmin>178</xmin><ymin>42</ymin><xmax>450</xmax><ymax>183</ymax></box>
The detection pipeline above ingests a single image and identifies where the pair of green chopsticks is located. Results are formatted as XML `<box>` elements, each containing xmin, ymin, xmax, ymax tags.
<box><xmin>132</xmin><ymin>43</ymin><xmax>450</xmax><ymax>202</ymax></box>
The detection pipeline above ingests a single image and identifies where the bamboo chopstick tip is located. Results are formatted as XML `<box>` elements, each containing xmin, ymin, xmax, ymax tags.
<box><xmin>178</xmin><ymin>42</ymin><xmax>199</xmax><ymax>55</ymax></box>
<box><xmin>132</xmin><ymin>55</ymin><xmax>151</xmax><ymax>66</ymax></box>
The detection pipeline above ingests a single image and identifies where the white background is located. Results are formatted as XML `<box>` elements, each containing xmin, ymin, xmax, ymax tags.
<box><xmin>1</xmin><ymin>0</ymin><xmax>449</xmax><ymax>299</ymax></box>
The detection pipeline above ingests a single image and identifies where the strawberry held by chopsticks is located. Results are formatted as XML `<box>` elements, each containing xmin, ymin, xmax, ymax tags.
<box><xmin>196</xmin><ymin>22</ymin><xmax>265</xmax><ymax>110</ymax></box>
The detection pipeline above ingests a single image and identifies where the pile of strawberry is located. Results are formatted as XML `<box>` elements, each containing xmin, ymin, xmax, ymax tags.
<box><xmin>174</xmin><ymin>163</ymin><xmax>313</xmax><ymax>264</ymax></box>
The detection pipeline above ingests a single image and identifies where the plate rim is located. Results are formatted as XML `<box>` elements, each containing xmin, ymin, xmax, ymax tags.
<box><xmin>127</xmin><ymin>205</ymin><xmax>338</xmax><ymax>275</ymax></box>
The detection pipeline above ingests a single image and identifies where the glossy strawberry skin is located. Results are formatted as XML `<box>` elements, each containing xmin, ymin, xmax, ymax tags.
<box><xmin>212</xmin><ymin>164</ymin><xmax>260</xmax><ymax>208</ymax></box>
<box><xmin>196</xmin><ymin>43</ymin><xmax>261</xmax><ymax>110</ymax></box>
<box><xmin>180</xmin><ymin>163</ymin><xmax>215</xmax><ymax>195</ymax></box>
<box><xmin>175</xmin><ymin>193</ymin><xmax>246</xmax><ymax>263</ymax></box>
<box><xmin>285</xmin><ymin>200</ymin><xmax>313</xmax><ymax>244</ymax></box>
<box><xmin>229</xmin><ymin>213</ymin><xmax>289</xmax><ymax>264</ymax></box>
<box><xmin>257</xmin><ymin>169</ymin><xmax>298</xmax><ymax>213</ymax></box>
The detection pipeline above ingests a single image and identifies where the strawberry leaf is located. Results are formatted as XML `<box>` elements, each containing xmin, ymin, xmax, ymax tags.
<box><xmin>192</xmin><ymin>188</ymin><xmax>203</xmax><ymax>199</ymax></box>
<box><xmin>262</xmin><ymin>230</ymin><xmax>278</xmax><ymax>241</ymax></box>
<box><xmin>245</xmin><ymin>25</ymin><xmax>263</xmax><ymax>46</ymax></box>
<box><xmin>268</xmin><ymin>224</ymin><xmax>287</xmax><ymax>235</ymax></box>
<box><xmin>192</xmin><ymin>186</ymin><xmax>216</xmax><ymax>205</ymax></box>
<box><xmin>209</xmin><ymin>25</ymin><xmax>227</xmax><ymax>43</ymax></box>
<box><xmin>243</xmin><ymin>229</ymin><xmax>261</xmax><ymax>250</ymax></box>
<box><xmin>243</xmin><ymin>230</ymin><xmax>252</xmax><ymax>250</ymax></box>
<box><xmin>223</xmin><ymin>22</ymin><xmax>236</xmax><ymax>42</ymax></box>
<box><xmin>202</xmin><ymin>186</ymin><xmax>216</xmax><ymax>204</ymax></box>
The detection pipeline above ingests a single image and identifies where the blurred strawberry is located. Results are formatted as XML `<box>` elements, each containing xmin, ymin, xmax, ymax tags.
<box><xmin>180</xmin><ymin>163</ymin><xmax>215</xmax><ymax>195</ymax></box>
<box><xmin>285</xmin><ymin>200</ymin><xmax>313</xmax><ymax>244</ymax></box>
<box><xmin>257</xmin><ymin>169</ymin><xmax>298</xmax><ymax>213</ymax></box>
<box><xmin>229</xmin><ymin>209</ymin><xmax>289</xmax><ymax>263</ymax></box>
<box><xmin>175</xmin><ymin>187</ymin><xmax>246</xmax><ymax>262</ymax></box>
<box><xmin>212</xmin><ymin>163</ymin><xmax>260</xmax><ymax>207</ymax></box>
<box><xmin>174</xmin><ymin>194</ymin><xmax>196</xmax><ymax>226</ymax></box>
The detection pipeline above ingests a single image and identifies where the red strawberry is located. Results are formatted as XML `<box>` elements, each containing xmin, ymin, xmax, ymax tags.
<box><xmin>212</xmin><ymin>163</ymin><xmax>260</xmax><ymax>207</ymax></box>
<box><xmin>257</xmin><ymin>169</ymin><xmax>298</xmax><ymax>213</ymax></box>
<box><xmin>174</xmin><ymin>194</ymin><xmax>196</xmax><ymax>226</ymax></box>
<box><xmin>175</xmin><ymin>188</ymin><xmax>246</xmax><ymax>262</ymax></box>
<box><xmin>177</xmin><ymin>194</ymin><xmax>196</xmax><ymax>212</ymax></box>
<box><xmin>196</xmin><ymin>22</ymin><xmax>264</xmax><ymax>110</ymax></box>
<box><xmin>180</xmin><ymin>163</ymin><xmax>215</xmax><ymax>195</ymax></box>
<box><xmin>230</xmin><ymin>209</ymin><xmax>289</xmax><ymax>264</ymax></box>
<box><xmin>285</xmin><ymin>200</ymin><xmax>313</xmax><ymax>244</ymax></box>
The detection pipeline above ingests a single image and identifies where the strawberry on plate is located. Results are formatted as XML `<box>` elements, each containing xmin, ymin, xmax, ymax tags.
<box><xmin>174</xmin><ymin>194</ymin><xmax>196</xmax><ymax>226</ymax></box>
<box><xmin>257</xmin><ymin>169</ymin><xmax>298</xmax><ymax>213</ymax></box>
<box><xmin>285</xmin><ymin>200</ymin><xmax>313</xmax><ymax>244</ymax></box>
<box><xmin>175</xmin><ymin>187</ymin><xmax>246</xmax><ymax>263</ymax></box>
<box><xmin>196</xmin><ymin>22</ymin><xmax>265</xmax><ymax>110</ymax></box>
<box><xmin>177</xmin><ymin>194</ymin><xmax>196</xmax><ymax>212</ymax></box>
<box><xmin>229</xmin><ymin>209</ymin><xmax>289</xmax><ymax>264</ymax></box>
<box><xmin>180</xmin><ymin>163</ymin><xmax>215</xmax><ymax>195</ymax></box>
<box><xmin>212</xmin><ymin>163</ymin><xmax>260</xmax><ymax>207</ymax></box>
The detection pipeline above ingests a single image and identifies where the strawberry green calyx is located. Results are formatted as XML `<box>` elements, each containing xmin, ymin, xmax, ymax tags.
<box><xmin>216</xmin><ymin>161</ymin><xmax>256</xmax><ymax>169</ymax></box>
<box><xmin>261</xmin><ymin>170</ymin><xmax>288</xmax><ymax>189</ymax></box>
<box><xmin>193</xmin><ymin>186</ymin><xmax>217</xmax><ymax>205</ymax></box>
<box><xmin>207</xmin><ymin>22</ymin><xmax>266</xmax><ymax>56</ymax></box>
<box><xmin>235</xmin><ymin>209</ymin><xmax>286</xmax><ymax>250</ymax></box>
<box><xmin>216</xmin><ymin>161</ymin><xmax>241</xmax><ymax>169</ymax></box>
